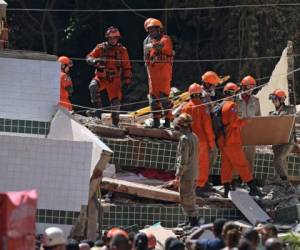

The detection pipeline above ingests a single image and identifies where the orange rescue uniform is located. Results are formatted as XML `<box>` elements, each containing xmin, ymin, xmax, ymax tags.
<box><xmin>60</xmin><ymin>72</ymin><xmax>73</xmax><ymax>111</ymax></box>
<box><xmin>217</xmin><ymin>100</ymin><xmax>253</xmax><ymax>184</ymax></box>
<box><xmin>144</xmin><ymin>35</ymin><xmax>173</xmax><ymax>119</ymax></box>
<box><xmin>182</xmin><ymin>99</ymin><xmax>215</xmax><ymax>187</ymax></box>
<box><xmin>87</xmin><ymin>42</ymin><xmax>132</xmax><ymax>101</ymax></box>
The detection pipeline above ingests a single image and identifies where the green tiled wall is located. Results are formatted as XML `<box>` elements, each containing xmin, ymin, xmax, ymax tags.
<box><xmin>0</xmin><ymin>118</ymin><xmax>50</xmax><ymax>135</ymax></box>
<box><xmin>101</xmin><ymin>137</ymin><xmax>300</xmax><ymax>180</ymax></box>
<box><xmin>101</xmin><ymin>137</ymin><xmax>177</xmax><ymax>171</ymax></box>
<box><xmin>36</xmin><ymin>209</ymin><xmax>80</xmax><ymax>225</ymax></box>
<box><xmin>100</xmin><ymin>203</ymin><xmax>243</xmax><ymax>229</ymax></box>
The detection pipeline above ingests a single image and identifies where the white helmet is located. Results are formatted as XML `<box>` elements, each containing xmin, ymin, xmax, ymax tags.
<box><xmin>43</xmin><ymin>227</ymin><xmax>66</xmax><ymax>247</ymax></box>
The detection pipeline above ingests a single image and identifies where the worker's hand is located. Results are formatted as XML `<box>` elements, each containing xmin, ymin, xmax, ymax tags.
<box><xmin>93</xmin><ymin>58</ymin><xmax>105</xmax><ymax>68</ymax></box>
<box><xmin>153</xmin><ymin>42</ymin><xmax>164</xmax><ymax>50</ymax></box>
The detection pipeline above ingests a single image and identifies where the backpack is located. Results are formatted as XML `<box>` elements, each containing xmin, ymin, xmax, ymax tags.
<box><xmin>211</xmin><ymin>101</ymin><xmax>226</xmax><ymax>142</ymax></box>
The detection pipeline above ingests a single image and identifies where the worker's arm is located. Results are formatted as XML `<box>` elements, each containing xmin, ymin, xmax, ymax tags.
<box><xmin>201</xmin><ymin>106</ymin><xmax>215</xmax><ymax>149</ymax></box>
<box><xmin>120</xmin><ymin>47</ymin><xmax>132</xmax><ymax>84</ymax></box>
<box><xmin>175</xmin><ymin>136</ymin><xmax>190</xmax><ymax>177</ymax></box>
<box><xmin>228</xmin><ymin>103</ymin><xmax>247</xmax><ymax>128</ymax></box>
<box><xmin>86</xmin><ymin>44</ymin><xmax>104</xmax><ymax>66</ymax></box>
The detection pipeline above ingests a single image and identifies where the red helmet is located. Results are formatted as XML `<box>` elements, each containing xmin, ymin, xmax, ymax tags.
<box><xmin>201</xmin><ymin>71</ymin><xmax>222</xmax><ymax>85</ymax></box>
<box><xmin>241</xmin><ymin>75</ymin><xmax>256</xmax><ymax>86</ymax></box>
<box><xmin>273</xmin><ymin>89</ymin><xmax>287</xmax><ymax>98</ymax></box>
<box><xmin>146</xmin><ymin>232</ymin><xmax>157</xmax><ymax>249</ymax></box>
<box><xmin>58</xmin><ymin>56</ymin><xmax>72</xmax><ymax>66</ymax></box>
<box><xmin>107</xmin><ymin>228</ymin><xmax>128</xmax><ymax>239</ymax></box>
<box><xmin>224</xmin><ymin>82</ymin><xmax>240</xmax><ymax>93</ymax></box>
<box><xmin>188</xmin><ymin>83</ymin><xmax>203</xmax><ymax>96</ymax></box>
<box><xmin>105</xmin><ymin>26</ymin><xmax>121</xmax><ymax>38</ymax></box>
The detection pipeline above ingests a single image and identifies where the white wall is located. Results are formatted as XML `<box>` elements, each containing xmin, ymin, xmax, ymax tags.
<box><xmin>0</xmin><ymin>135</ymin><xmax>92</xmax><ymax>212</ymax></box>
<box><xmin>0</xmin><ymin>56</ymin><xmax>59</xmax><ymax>121</ymax></box>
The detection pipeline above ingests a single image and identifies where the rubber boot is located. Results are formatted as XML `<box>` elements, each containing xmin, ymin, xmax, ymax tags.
<box><xmin>152</xmin><ymin>118</ymin><xmax>160</xmax><ymax>128</ymax></box>
<box><xmin>112</xmin><ymin>113</ymin><xmax>119</xmax><ymax>127</ymax></box>
<box><xmin>195</xmin><ymin>187</ymin><xmax>210</xmax><ymax>198</ymax></box>
<box><xmin>247</xmin><ymin>180</ymin><xmax>263</xmax><ymax>197</ymax></box>
<box><xmin>223</xmin><ymin>183</ymin><xmax>231</xmax><ymax>198</ymax></box>
<box><xmin>189</xmin><ymin>217</ymin><xmax>199</xmax><ymax>227</ymax></box>
<box><xmin>163</xmin><ymin>118</ymin><xmax>171</xmax><ymax>128</ymax></box>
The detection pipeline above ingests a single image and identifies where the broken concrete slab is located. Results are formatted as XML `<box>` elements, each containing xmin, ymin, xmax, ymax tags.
<box><xmin>100</xmin><ymin>177</ymin><xmax>232</xmax><ymax>207</ymax></box>
<box><xmin>126</xmin><ymin>126</ymin><xmax>181</xmax><ymax>141</ymax></box>
<box><xmin>241</xmin><ymin>115</ymin><xmax>295</xmax><ymax>145</ymax></box>
<box><xmin>229</xmin><ymin>189</ymin><xmax>271</xmax><ymax>225</ymax></box>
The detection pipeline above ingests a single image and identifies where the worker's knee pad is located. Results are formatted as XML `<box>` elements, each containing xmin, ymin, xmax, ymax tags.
<box><xmin>89</xmin><ymin>79</ymin><xmax>99</xmax><ymax>103</ymax></box>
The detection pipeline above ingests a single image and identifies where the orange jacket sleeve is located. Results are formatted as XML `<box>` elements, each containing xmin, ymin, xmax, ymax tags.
<box><xmin>87</xmin><ymin>44</ymin><xmax>103</xmax><ymax>59</ymax></box>
<box><xmin>227</xmin><ymin>103</ymin><xmax>247</xmax><ymax>128</ymax></box>
<box><xmin>201</xmin><ymin>106</ymin><xmax>215</xmax><ymax>148</ymax></box>
<box><xmin>160</xmin><ymin>35</ymin><xmax>173</xmax><ymax>56</ymax></box>
<box><xmin>120</xmin><ymin>46</ymin><xmax>132</xmax><ymax>83</ymax></box>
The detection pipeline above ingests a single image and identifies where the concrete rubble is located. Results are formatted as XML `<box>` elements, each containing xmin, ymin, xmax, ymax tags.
<box><xmin>72</xmin><ymin>112</ymin><xmax>300</xmax><ymax>235</ymax></box>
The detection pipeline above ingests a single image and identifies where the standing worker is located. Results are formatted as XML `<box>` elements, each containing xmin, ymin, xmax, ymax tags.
<box><xmin>58</xmin><ymin>56</ymin><xmax>73</xmax><ymax>111</ymax></box>
<box><xmin>236</xmin><ymin>75</ymin><xmax>261</xmax><ymax>172</ymax></box>
<box><xmin>217</xmin><ymin>83</ymin><xmax>262</xmax><ymax>198</ymax></box>
<box><xmin>200</xmin><ymin>71</ymin><xmax>228</xmax><ymax>169</ymax></box>
<box><xmin>181</xmin><ymin>83</ymin><xmax>215</xmax><ymax>197</ymax></box>
<box><xmin>269</xmin><ymin>89</ymin><xmax>297</xmax><ymax>182</ymax></box>
<box><xmin>87</xmin><ymin>26</ymin><xmax>132</xmax><ymax>126</ymax></box>
<box><xmin>144</xmin><ymin>18</ymin><xmax>174</xmax><ymax>128</ymax></box>
<box><xmin>173</xmin><ymin>113</ymin><xmax>199</xmax><ymax>227</ymax></box>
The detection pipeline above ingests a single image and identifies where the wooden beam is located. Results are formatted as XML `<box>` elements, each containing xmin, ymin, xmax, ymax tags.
<box><xmin>100</xmin><ymin>177</ymin><xmax>232</xmax><ymax>208</ymax></box>
<box><xmin>126</xmin><ymin>126</ymin><xmax>181</xmax><ymax>141</ymax></box>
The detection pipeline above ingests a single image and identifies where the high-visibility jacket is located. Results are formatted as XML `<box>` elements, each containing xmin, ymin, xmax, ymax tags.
<box><xmin>87</xmin><ymin>42</ymin><xmax>132</xmax><ymax>101</ymax></box>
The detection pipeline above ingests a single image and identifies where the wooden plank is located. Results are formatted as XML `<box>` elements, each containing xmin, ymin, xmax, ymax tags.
<box><xmin>126</xmin><ymin>126</ymin><xmax>181</xmax><ymax>141</ymax></box>
<box><xmin>100</xmin><ymin>177</ymin><xmax>232</xmax><ymax>207</ymax></box>
<box><xmin>241</xmin><ymin>115</ymin><xmax>295</xmax><ymax>145</ymax></box>
<box><xmin>87</xmin><ymin>124</ymin><xmax>127</xmax><ymax>138</ymax></box>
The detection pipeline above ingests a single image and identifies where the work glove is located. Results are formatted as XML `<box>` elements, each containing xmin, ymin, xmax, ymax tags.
<box><xmin>153</xmin><ymin>42</ymin><xmax>164</xmax><ymax>50</ymax></box>
<box><xmin>92</xmin><ymin>58</ymin><xmax>105</xmax><ymax>68</ymax></box>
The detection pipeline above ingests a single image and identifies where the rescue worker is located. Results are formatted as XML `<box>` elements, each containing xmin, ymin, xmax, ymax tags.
<box><xmin>58</xmin><ymin>56</ymin><xmax>73</xmax><ymax>111</ymax></box>
<box><xmin>173</xmin><ymin>113</ymin><xmax>199</xmax><ymax>227</ymax></box>
<box><xmin>200</xmin><ymin>71</ymin><xmax>224</xmax><ymax>176</ymax></box>
<box><xmin>181</xmin><ymin>83</ymin><xmax>215</xmax><ymax>197</ymax></box>
<box><xmin>144</xmin><ymin>18</ymin><xmax>174</xmax><ymax>128</ymax></box>
<box><xmin>218</xmin><ymin>82</ymin><xmax>262</xmax><ymax>198</ymax></box>
<box><xmin>236</xmin><ymin>75</ymin><xmax>261</xmax><ymax>172</ymax></box>
<box><xmin>269</xmin><ymin>89</ymin><xmax>296</xmax><ymax>181</ymax></box>
<box><xmin>87</xmin><ymin>26</ymin><xmax>132</xmax><ymax>126</ymax></box>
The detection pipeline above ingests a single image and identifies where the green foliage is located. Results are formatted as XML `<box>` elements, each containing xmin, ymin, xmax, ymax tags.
<box><xmin>280</xmin><ymin>232</ymin><xmax>300</xmax><ymax>249</ymax></box>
